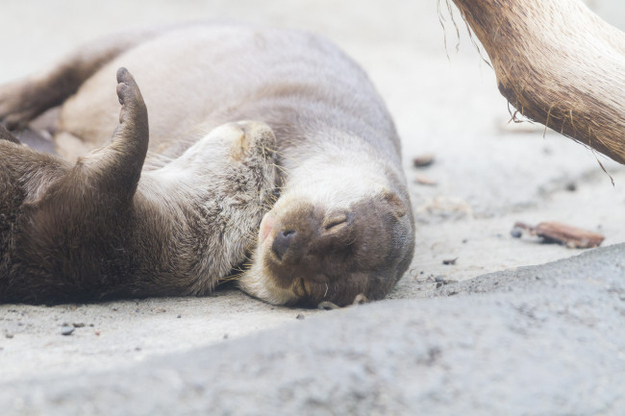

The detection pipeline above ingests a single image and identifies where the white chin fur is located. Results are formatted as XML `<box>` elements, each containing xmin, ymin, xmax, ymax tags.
<box><xmin>238</xmin><ymin>233</ymin><xmax>299</xmax><ymax>305</ymax></box>
<box><xmin>238</xmin><ymin>264</ymin><xmax>299</xmax><ymax>305</ymax></box>
<box><xmin>234</xmin><ymin>208</ymin><xmax>291</xmax><ymax>305</ymax></box>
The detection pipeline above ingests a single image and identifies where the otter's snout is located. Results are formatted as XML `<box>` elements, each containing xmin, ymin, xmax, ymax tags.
<box><xmin>266</xmin><ymin>204</ymin><xmax>353</xmax><ymax>268</ymax></box>
<box><xmin>271</xmin><ymin>229</ymin><xmax>297</xmax><ymax>261</ymax></box>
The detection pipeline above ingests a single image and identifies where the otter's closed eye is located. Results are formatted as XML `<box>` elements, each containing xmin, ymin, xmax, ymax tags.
<box><xmin>323</xmin><ymin>213</ymin><xmax>352</xmax><ymax>232</ymax></box>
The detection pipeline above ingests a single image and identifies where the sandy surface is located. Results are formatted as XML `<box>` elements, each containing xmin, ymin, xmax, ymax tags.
<box><xmin>1</xmin><ymin>0</ymin><xmax>625</xmax><ymax>384</ymax></box>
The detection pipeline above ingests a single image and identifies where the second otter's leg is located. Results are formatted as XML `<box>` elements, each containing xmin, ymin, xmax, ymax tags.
<box><xmin>0</xmin><ymin>28</ymin><xmax>167</xmax><ymax>130</ymax></box>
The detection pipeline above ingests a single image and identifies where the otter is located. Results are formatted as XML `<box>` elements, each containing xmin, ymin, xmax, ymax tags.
<box><xmin>0</xmin><ymin>23</ymin><xmax>415</xmax><ymax>307</ymax></box>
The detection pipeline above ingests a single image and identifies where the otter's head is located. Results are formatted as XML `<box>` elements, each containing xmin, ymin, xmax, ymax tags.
<box><xmin>238</xmin><ymin>172</ymin><xmax>415</xmax><ymax>307</ymax></box>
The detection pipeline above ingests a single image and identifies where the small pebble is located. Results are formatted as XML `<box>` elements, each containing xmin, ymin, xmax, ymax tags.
<box><xmin>177</xmin><ymin>315</ymin><xmax>182</xmax><ymax>319</ymax></box>
<box><xmin>61</xmin><ymin>326</ymin><xmax>75</xmax><ymax>336</ymax></box>
<box><xmin>223</xmin><ymin>334</ymin><xmax>229</xmax><ymax>340</ymax></box>
<box><xmin>296</xmin><ymin>314</ymin><xmax>305</xmax><ymax>320</ymax></box>
<box><xmin>5</xmin><ymin>333</ymin><xmax>14</xmax><ymax>339</ymax></box>
<box><xmin>414</xmin><ymin>173</ymin><xmax>437</xmax><ymax>186</ymax></box>
<box><xmin>434</xmin><ymin>276</ymin><xmax>457</xmax><ymax>287</ymax></box>
<box><xmin>72</xmin><ymin>323</ymin><xmax>86</xmax><ymax>328</ymax></box>
<box><xmin>412</xmin><ymin>153</ymin><xmax>435</xmax><ymax>168</ymax></box>
<box><xmin>510</xmin><ymin>227</ymin><xmax>523</xmax><ymax>238</ymax></box>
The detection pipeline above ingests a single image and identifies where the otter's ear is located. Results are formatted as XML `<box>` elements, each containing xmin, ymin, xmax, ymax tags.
<box><xmin>0</xmin><ymin>124</ymin><xmax>21</xmax><ymax>144</ymax></box>
<box><xmin>382</xmin><ymin>189</ymin><xmax>407</xmax><ymax>218</ymax></box>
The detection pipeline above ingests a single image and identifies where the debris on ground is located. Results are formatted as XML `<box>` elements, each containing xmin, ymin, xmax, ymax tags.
<box><xmin>61</xmin><ymin>326</ymin><xmax>75</xmax><ymax>336</ymax></box>
<box><xmin>428</xmin><ymin>275</ymin><xmax>458</xmax><ymax>288</ymax></box>
<box><xmin>511</xmin><ymin>221</ymin><xmax>605</xmax><ymax>248</ymax></box>
<box><xmin>442</xmin><ymin>257</ymin><xmax>458</xmax><ymax>265</ymax></box>
<box><xmin>510</xmin><ymin>227</ymin><xmax>523</xmax><ymax>239</ymax></box>
<box><xmin>412</xmin><ymin>153</ymin><xmax>435</xmax><ymax>168</ymax></box>
<box><xmin>414</xmin><ymin>173</ymin><xmax>437</xmax><ymax>186</ymax></box>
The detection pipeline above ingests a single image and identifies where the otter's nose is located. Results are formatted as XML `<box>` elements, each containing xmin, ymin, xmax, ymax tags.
<box><xmin>271</xmin><ymin>229</ymin><xmax>297</xmax><ymax>261</ymax></box>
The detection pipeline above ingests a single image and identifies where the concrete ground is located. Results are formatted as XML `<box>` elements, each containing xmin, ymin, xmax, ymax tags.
<box><xmin>1</xmin><ymin>0</ymin><xmax>625</xmax><ymax>414</ymax></box>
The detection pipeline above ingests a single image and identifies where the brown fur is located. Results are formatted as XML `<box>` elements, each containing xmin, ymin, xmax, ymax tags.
<box><xmin>0</xmin><ymin>23</ymin><xmax>414</xmax><ymax>306</ymax></box>
<box><xmin>449</xmin><ymin>0</ymin><xmax>625</xmax><ymax>164</ymax></box>
<box><xmin>0</xmin><ymin>69</ymin><xmax>277</xmax><ymax>303</ymax></box>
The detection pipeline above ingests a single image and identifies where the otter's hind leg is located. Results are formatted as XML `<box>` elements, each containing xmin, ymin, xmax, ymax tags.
<box><xmin>0</xmin><ymin>28</ymin><xmax>166</xmax><ymax>130</ymax></box>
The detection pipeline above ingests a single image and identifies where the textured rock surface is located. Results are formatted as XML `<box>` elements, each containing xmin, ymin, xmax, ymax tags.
<box><xmin>2</xmin><ymin>244</ymin><xmax>625</xmax><ymax>415</ymax></box>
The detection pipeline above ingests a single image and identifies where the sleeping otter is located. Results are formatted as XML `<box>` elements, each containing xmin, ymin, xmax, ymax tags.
<box><xmin>0</xmin><ymin>23</ymin><xmax>415</xmax><ymax>307</ymax></box>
